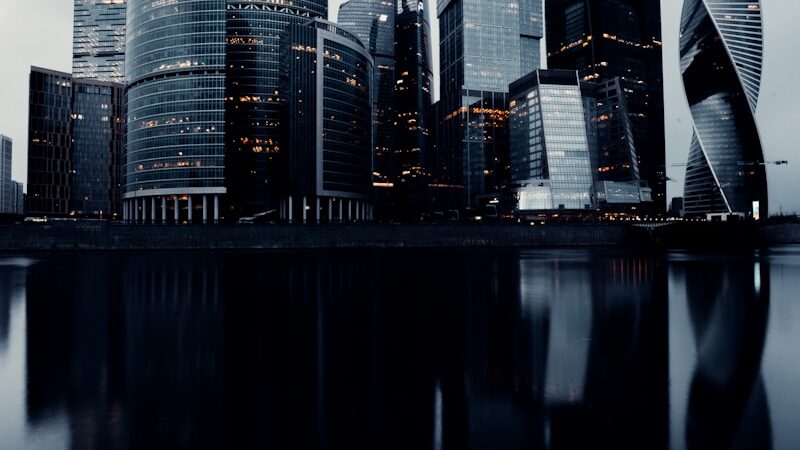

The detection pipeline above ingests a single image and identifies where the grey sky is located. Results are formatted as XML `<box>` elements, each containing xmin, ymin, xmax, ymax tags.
<box><xmin>1</xmin><ymin>1</ymin><xmax>797</xmax><ymax>213</ymax></box>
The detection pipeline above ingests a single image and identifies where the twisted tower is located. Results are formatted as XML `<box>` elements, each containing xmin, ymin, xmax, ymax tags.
<box><xmin>681</xmin><ymin>0</ymin><xmax>768</xmax><ymax>218</ymax></box>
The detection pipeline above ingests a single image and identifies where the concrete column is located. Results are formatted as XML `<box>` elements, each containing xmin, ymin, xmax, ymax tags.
<box><xmin>302</xmin><ymin>196</ymin><xmax>307</xmax><ymax>224</ymax></box>
<box><xmin>348</xmin><ymin>200</ymin><xmax>352</xmax><ymax>222</ymax></box>
<box><xmin>339</xmin><ymin>199</ymin><xmax>343</xmax><ymax>223</ymax></box>
<box><xmin>174</xmin><ymin>196</ymin><xmax>179</xmax><ymax>223</ymax></box>
<box><xmin>356</xmin><ymin>201</ymin><xmax>360</xmax><ymax>222</ymax></box>
<box><xmin>188</xmin><ymin>195</ymin><xmax>193</xmax><ymax>223</ymax></box>
<box><xmin>162</xmin><ymin>197</ymin><xmax>167</xmax><ymax>223</ymax></box>
<box><xmin>362</xmin><ymin>202</ymin><xmax>366</xmax><ymax>222</ymax></box>
<box><xmin>214</xmin><ymin>195</ymin><xmax>219</xmax><ymax>223</ymax></box>
<box><xmin>134</xmin><ymin>198</ymin><xmax>140</xmax><ymax>223</ymax></box>
<box><xmin>203</xmin><ymin>195</ymin><xmax>208</xmax><ymax>224</ymax></box>
<box><xmin>150</xmin><ymin>197</ymin><xmax>156</xmax><ymax>224</ymax></box>
<box><xmin>123</xmin><ymin>200</ymin><xmax>127</xmax><ymax>222</ymax></box>
<box><xmin>289</xmin><ymin>196</ymin><xmax>293</xmax><ymax>224</ymax></box>
<box><xmin>316</xmin><ymin>197</ymin><xmax>321</xmax><ymax>224</ymax></box>
<box><xmin>328</xmin><ymin>198</ymin><xmax>333</xmax><ymax>223</ymax></box>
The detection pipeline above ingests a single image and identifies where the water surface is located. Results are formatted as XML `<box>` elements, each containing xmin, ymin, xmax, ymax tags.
<box><xmin>0</xmin><ymin>248</ymin><xmax>799</xmax><ymax>449</ymax></box>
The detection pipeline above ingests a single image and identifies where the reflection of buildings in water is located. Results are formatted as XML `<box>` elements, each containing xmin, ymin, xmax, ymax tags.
<box><xmin>0</xmin><ymin>267</ymin><xmax>25</xmax><ymax>350</ymax></box>
<box><xmin>684</xmin><ymin>260</ymin><xmax>772</xmax><ymax>450</ymax></box>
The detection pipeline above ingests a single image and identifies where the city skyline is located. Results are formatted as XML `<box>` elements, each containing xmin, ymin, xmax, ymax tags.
<box><xmin>0</xmin><ymin>0</ymin><xmax>797</xmax><ymax>213</ymax></box>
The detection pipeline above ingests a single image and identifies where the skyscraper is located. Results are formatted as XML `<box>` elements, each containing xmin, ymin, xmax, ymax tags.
<box><xmin>0</xmin><ymin>135</ymin><xmax>12</xmax><ymax>214</ymax></box>
<box><xmin>545</xmin><ymin>0</ymin><xmax>665</xmax><ymax>212</ymax></box>
<box><xmin>27</xmin><ymin>67</ymin><xmax>125</xmax><ymax>218</ymax></box>
<box><xmin>436</xmin><ymin>0</ymin><xmax>544</xmax><ymax>207</ymax></box>
<box><xmin>72</xmin><ymin>0</ymin><xmax>127</xmax><ymax>83</ymax></box>
<box><xmin>124</xmin><ymin>0</ymin><xmax>228</xmax><ymax>224</ymax></box>
<box><xmin>680</xmin><ymin>0</ymin><xmax>767</xmax><ymax>218</ymax></box>
<box><xmin>338</xmin><ymin>0</ymin><xmax>396</xmax><ymax>188</ymax></box>
<box><xmin>279</xmin><ymin>19</ymin><xmax>374</xmax><ymax>224</ymax></box>
<box><xmin>224</xmin><ymin>0</ymin><xmax>327</xmax><ymax>218</ymax></box>
<box><xmin>508</xmin><ymin>70</ymin><xmax>595</xmax><ymax>212</ymax></box>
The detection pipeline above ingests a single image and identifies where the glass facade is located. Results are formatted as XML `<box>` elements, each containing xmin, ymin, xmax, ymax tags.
<box><xmin>509</xmin><ymin>70</ymin><xmax>594</xmax><ymax>211</ymax></box>
<box><xmin>73</xmin><ymin>0</ymin><xmax>127</xmax><ymax>83</ymax></box>
<box><xmin>27</xmin><ymin>68</ymin><xmax>125</xmax><ymax>218</ymax></box>
<box><xmin>224</xmin><ymin>0</ymin><xmax>327</xmax><ymax>217</ymax></box>
<box><xmin>338</xmin><ymin>0</ymin><xmax>396</xmax><ymax>188</ymax></box>
<box><xmin>546</xmin><ymin>0</ymin><xmax>666</xmax><ymax>212</ymax></box>
<box><xmin>70</xmin><ymin>80</ymin><xmax>125</xmax><ymax>218</ymax></box>
<box><xmin>27</xmin><ymin>68</ymin><xmax>73</xmax><ymax>216</ymax></box>
<box><xmin>680</xmin><ymin>0</ymin><xmax>768</xmax><ymax>217</ymax></box>
<box><xmin>0</xmin><ymin>135</ymin><xmax>12</xmax><ymax>214</ymax></box>
<box><xmin>436</xmin><ymin>0</ymin><xmax>543</xmax><ymax>207</ymax></box>
<box><xmin>280</xmin><ymin>20</ymin><xmax>374</xmax><ymax>223</ymax></box>
<box><xmin>125</xmin><ymin>0</ymin><xmax>228</xmax><ymax>223</ymax></box>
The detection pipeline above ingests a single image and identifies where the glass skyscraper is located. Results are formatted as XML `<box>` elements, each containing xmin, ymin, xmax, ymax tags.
<box><xmin>680</xmin><ymin>0</ymin><xmax>768</xmax><ymax>218</ymax></box>
<box><xmin>436</xmin><ymin>0</ymin><xmax>543</xmax><ymax>207</ymax></box>
<box><xmin>224</xmin><ymin>0</ymin><xmax>327</xmax><ymax>218</ymax></box>
<box><xmin>0</xmin><ymin>135</ymin><xmax>12</xmax><ymax>214</ymax></box>
<box><xmin>124</xmin><ymin>0</ymin><xmax>228</xmax><ymax>224</ymax></box>
<box><xmin>546</xmin><ymin>0</ymin><xmax>665</xmax><ymax>212</ymax></box>
<box><xmin>279</xmin><ymin>19</ymin><xmax>374</xmax><ymax>224</ymax></box>
<box><xmin>72</xmin><ymin>0</ymin><xmax>127</xmax><ymax>83</ymax></box>
<box><xmin>509</xmin><ymin>70</ymin><xmax>594</xmax><ymax>212</ymax></box>
<box><xmin>338</xmin><ymin>0</ymin><xmax>396</xmax><ymax>187</ymax></box>
<box><xmin>27</xmin><ymin>67</ymin><xmax>125</xmax><ymax>218</ymax></box>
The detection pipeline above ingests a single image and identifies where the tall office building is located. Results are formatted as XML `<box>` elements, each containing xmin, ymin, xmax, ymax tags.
<box><xmin>546</xmin><ymin>0</ymin><xmax>666</xmax><ymax>212</ymax></box>
<box><xmin>680</xmin><ymin>0</ymin><xmax>767</xmax><ymax>218</ymax></box>
<box><xmin>338</xmin><ymin>0</ymin><xmax>396</xmax><ymax>187</ymax></box>
<box><xmin>0</xmin><ymin>135</ymin><xmax>12</xmax><ymax>214</ymax></box>
<box><xmin>279</xmin><ymin>19</ymin><xmax>374</xmax><ymax>223</ymax></box>
<box><xmin>437</xmin><ymin>0</ymin><xmax>544</xmax><ymax>207</ymax></box>
<box><xmin>27</xmin><ymin>67</ymin><xmax>125</xmax><ymax>218</ymax></box>
<box><xmin>124</xmin><ymin>0</ymin><xmax>228</xmax><ymax>224</ymax></box>
<box><xmin>508</xmin><ymin>70</ymin><xmax>594</xmax><ymax>212</ymax></box>
<box><xmin>27</xmin><ymin>68</ymin><xmax>73</xmax><ymax>216</ymax></box>
<box><xmin>72</xmin><ymin>0</ymin><xmax>127</xmax><ymax>83</ymax></box>
<box><xmin>224</xmin><ymin>0</ymin><xmax>327</xmax><ymax>218</ymax></box>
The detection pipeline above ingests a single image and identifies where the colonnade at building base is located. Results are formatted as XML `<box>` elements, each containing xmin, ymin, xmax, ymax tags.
<box><xmin>123</xmin><ymin>194</ymin><xmax>220</xmax><ymax>225</ymax></box>
<box><xmin>280</xmin><ymin>195</ymin><xmax>373</xmax><ymax>224</ymax></box>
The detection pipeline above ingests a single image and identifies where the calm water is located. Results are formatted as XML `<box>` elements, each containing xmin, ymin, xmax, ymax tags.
<box><xmin>0</xmin><ymin>247</ymin><xmax>799</xmax><ymax>450</ymax></box>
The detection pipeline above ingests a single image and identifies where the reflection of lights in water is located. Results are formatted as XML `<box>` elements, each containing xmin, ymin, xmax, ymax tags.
<box><xmin>433</xmin><ymin>380</ymin><xmax>442</xmax><ymax>450</ymax></box>
<box><xmin>0</xmin><ymin>258</ymin><xmax>37</xmax><ymax>268</ymax></box>
<box><xmin>755</xmin><ymin>262</ymin><xmax>761</xmax><ymax>296</ymax></box>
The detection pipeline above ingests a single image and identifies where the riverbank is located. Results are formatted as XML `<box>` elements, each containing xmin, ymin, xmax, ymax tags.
<box><xmin>0</xmin><ymin>222</ymin><xmax>797</xmax><ymax>251</ymax></box>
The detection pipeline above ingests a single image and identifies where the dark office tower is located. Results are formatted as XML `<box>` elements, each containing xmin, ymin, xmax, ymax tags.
<box><xmin>394</xmin><ymin>0</ymin><xmax>434</xmax><ymax>178</ymax></box>
<box><xmin>72</xmin><ymin>0</ymin><xmax>127</xmax><ymax>83</ymax></box>
<box><xmin>124</xmin><ymin>0</ymin><xmax>227</xmax><ymax>224</ymax></box>
<box><xmin>27</xmin><ymin>68</ymin><xmax>125</xmax><ymax>218</ymax></box>
<box><xmin>279</xmin><ymin>20</ymin><xmax>374</xmax><ymax>224</ymax></box>
<box><xmin>338</xmin><ymin>0</ymin><xmax>396</xmax><ymax>189</ymax></box>
<box><xmin>70</xmin><ymin>80</ymin><xmax>125</xmax><ymax>218</ymax></box>
<box><xmin>680</xmin><ymin>0</ymin><xmax>767</xmax><ymax>219</ymax></box>
<box><xmin>546</xmin><ymin>0</ymin><xmax>666</xmax><ymax>212</ymax></box>
<box><xmin>224</xmin><ymin>0</ymin><xmax>327</xmax><ymax>219</ymax></box>
<box><xmin>437</xmin><ymin>0</ymin><xmax>544</xmax><ymax>207</ymax></box>
<box><xmin>0</xmin><ymin>135</ymin><xmax>11</xmax><ymax>214</ymax></box>
<box><xmin>27</xmin><ymin>68</ymin><xmax>73</xmax><ymax>216</ymax></box>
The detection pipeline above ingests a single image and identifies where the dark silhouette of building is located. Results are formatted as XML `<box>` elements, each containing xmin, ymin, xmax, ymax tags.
<box><xmin>279</xmin><ymin>19</ymin><xmax>374</xmax><ymax>223</ymax></box>
<box><xmin>546</xmin><ymin>0</ymin><xmax>666</xmax><ymax>213</ymax></box>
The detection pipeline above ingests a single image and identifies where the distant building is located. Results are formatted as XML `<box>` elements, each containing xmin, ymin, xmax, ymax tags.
<box><xmin>546</xmin><ymin>0</ymin><xmax>666</xmax><ymax>212</ymax></box>
<box><xmin>0</xmin><ymin>135</ymin><xmax>12</xmax><ymax>214</ymax></box>
<box><xmin>279</xmin><ymin>19</ymin><xmax>374</xmax><ymax>223</ymax></box>
<box><xmin>27</xmin><ymin>67</ymin><xmax>124</xmax><ymax>218</ymax></box>
<box><xmin>508</xmin><ymin>70</ymin><xmax>594</xmax><ymax>213</ymax></box>
<box><xmin>669</xmin><ymin>197</ymin><xmax>684</xmax><ymax>218</ymax></box>
<box><xmin>72</xmin><ymin>0</ymin><xmax>127</xmax><ymax>83</ymax></box>
<box><xmin>12</xmin><ymin>182</ymin><xmax>24</xmax><ymax>215</ymax></box>
<box><xmin>436</xmin><ymin>0</ymin><xmax>544</xmax><ymax>208</ymax></box>
<box><xmin>680</xmin><ymin>0</ymin><xmax>768</xmax><ymax>218</ymax></box>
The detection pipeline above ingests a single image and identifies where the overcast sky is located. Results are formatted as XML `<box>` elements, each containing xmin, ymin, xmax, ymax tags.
<box><xmin>0</xmin><ymin>1</ymin><xmax>797</xmax><ymax>213</ymax></box>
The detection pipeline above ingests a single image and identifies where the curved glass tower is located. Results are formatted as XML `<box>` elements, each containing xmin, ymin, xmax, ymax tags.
<box><xmin>125</xmin><ymin>0</ymin><xmax>227</xmax><ymax>224</ymax></box>
<box><xmin>680</xmin><ymin>0</ymin><xmax>768</xmax><ymax>218</ymax></box>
